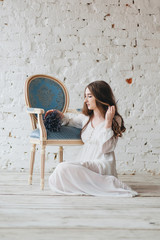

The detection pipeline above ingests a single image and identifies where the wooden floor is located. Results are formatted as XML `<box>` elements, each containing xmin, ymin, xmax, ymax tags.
<box><xmin>0</xmin><ymin>171</ymin><xmax>160</xmax><ymax>240</ymax></box>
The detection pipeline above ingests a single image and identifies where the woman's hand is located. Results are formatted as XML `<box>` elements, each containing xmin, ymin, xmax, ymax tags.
<box><xmin>105</xmin><ymin>106</ymin><xmax>115</xmax><ymax>128</ymax></box>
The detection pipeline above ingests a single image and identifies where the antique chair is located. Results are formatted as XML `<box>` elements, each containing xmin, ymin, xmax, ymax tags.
<box><xmin>25</xmin><ymin>74</ymin><xmax>83</xmax><ymax>190</ymax></box>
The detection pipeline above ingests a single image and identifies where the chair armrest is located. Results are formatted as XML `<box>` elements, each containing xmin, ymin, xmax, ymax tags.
<box><xmin>27</xmin><ymin>107</ymin><xmax>47</xmax><ymax>141</ymax></box>
<box><xmin>27</xmin><ymin>107</ymin><xmax>45</xmax><ymax>114</ymax></box>
<box><xmin>67</xmin><ymin>108</ymin><xmax>82</xmax><ymax>114</ymax></box>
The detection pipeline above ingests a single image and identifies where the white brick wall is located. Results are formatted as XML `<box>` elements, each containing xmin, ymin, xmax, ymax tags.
<box><xmin>0</xmin><ymin>0</ymin><xmax>160</xmax><ymax>174</ymax></box>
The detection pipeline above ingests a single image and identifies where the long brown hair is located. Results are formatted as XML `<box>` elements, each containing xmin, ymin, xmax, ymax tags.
<box><xmin>82</xmin><ymin>81</ymin><xmax>126</xmax><ymax>137</ymax></box>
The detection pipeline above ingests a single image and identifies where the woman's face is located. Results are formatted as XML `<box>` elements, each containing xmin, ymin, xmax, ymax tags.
<box><xmin>84</xmin><ymin>88</ymin><xmax>97</xmax><ymax>110</ymax></box>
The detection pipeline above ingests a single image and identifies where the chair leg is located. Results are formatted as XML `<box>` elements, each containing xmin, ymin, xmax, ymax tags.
<box><xmin>28</xmin><ymin>144</ymin><xmax>36</xmax><ymax>185</ymax></box>
<box><xmin>40</xmin><ymin>145</ymin><xmax>46</xmax><ymax>190</ymax></box>
<box><xmin>59</xmin><ymin>146</ymin><xmax>63</xmax><ymax>163</ymax></box>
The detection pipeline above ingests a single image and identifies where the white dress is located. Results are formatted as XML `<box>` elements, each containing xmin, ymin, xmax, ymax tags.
<box><xmin>49</xmin><ymin>114</ymin><xmax>138</xmax><ymax>197</ymax></box>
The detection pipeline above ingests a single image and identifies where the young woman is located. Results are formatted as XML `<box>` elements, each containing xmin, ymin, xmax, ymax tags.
<box><xmin>49</xmin><ymin>81</ymin><xmax>138</xmax><ymax>197</ymax></box>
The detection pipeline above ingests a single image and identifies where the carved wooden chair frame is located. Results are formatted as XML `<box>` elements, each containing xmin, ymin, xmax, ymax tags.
<box><xmin>25</xmin><ymin>74</ymin><xmax>83</xmax><ymax>189</ymax></box>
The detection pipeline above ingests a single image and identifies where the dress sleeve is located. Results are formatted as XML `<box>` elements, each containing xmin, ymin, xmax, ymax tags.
<box><xmin>98</xmin><ymin>127</ymin><xmax>118</xmax><ymax>154</ymax></box>
<box><xmin>100</xmin><ymin>115</ymin><xmax>122</xmax><ymax>153</ymax></box>
<box><xmin>62</xmin><ymin>113</ymin><xmax>87</xmax><ymax>129</ymax></box>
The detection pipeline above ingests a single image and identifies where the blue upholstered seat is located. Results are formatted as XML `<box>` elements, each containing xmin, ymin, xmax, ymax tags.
<box><xmin>31</xmin><ymin>126</ymin><xmax>82</xmax><ymax>140</ymax></box>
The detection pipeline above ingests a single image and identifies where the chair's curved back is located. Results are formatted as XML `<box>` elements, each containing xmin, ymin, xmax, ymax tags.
<box><xmin>25</xmin><ymin>74</ymin><xmax>69</xmax><ymax>117</ymax></box>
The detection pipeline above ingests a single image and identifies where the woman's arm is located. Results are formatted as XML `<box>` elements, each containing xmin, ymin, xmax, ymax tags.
<box><xmin>100</xmin><ymin>113</ymin><xmax>121</xmax><ymax>154</ymax></box>
<box><xmin>97</xmin><ymin>127</ymin><xmax>117</xmax><ymax>153</ymax></box>
<box><xmin>102</xmin><ymin>134</ymin><xmax>118</xmax><ymax>153</ymax></box>
<box><xmin>44</xmin><ymin>110</ymin><xmax>86</xmax><ymax>129</ymax></box>
<box><xmin>62</xmin><ymin>113</ymin><xmax>88</xmax><ymax>129</ymax></box>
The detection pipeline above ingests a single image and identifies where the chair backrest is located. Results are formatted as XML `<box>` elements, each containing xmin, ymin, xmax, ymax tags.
<box><xmin>25</xmin><ymin>74</ymin><xmax>69</xmax><ymax>116</ymax></box>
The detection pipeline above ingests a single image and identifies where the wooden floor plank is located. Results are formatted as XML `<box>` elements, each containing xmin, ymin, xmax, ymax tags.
<box><xmin>0</xmin><ymin>229</ymin><xmax>160</xmax><ymax>240</ymax></box>
<box><xmin>0</xmin><ymin>208</ymin><xmax>160</xmax><ymax>229</ymax></box>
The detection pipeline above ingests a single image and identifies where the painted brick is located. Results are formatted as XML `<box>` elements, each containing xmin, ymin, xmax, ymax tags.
<box><xmin>0</xmin><ymin>0</ymin><xmax>160</xmax><ymax>175</ymax></box>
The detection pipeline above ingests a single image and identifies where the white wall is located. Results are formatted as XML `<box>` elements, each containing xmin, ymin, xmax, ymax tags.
<box><xmin>0</xmin><ymin>0</ymin><xmax>160</xmax><ymax>174</ymax></box>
